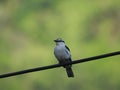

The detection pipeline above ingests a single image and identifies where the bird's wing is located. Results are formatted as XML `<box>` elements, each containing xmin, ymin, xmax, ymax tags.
<box><xmin>65</xmin><ymin>45</ymin><xmax>70</xmax><ymax>52</ymax></box>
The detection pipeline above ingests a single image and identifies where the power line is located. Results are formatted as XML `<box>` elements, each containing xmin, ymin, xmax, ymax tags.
<box><xmin>0</xmin><ymin>51</ymin><xmax>120</xmax><ymax>79</ymax></box>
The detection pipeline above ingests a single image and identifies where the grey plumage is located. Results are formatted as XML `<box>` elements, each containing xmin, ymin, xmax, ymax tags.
<box><xmin>54</xmin><ymin>38</ymin><xmax>74</xmax><ymax>77</ymax></box>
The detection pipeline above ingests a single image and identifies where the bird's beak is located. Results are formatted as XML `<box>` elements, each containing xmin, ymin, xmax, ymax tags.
<box><xmin>54</xmin><ymin>39</ymin><xmax>57</xmax><ymax>42</ymax></box>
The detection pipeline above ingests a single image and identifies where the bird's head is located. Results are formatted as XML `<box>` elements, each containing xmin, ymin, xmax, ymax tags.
<box><xmin>54</xmin><ymin>38</ymin><xmax>65</xmax><ymax>45</ymax></box>
<box><xmin>54</xmin><ymin>38</ymin><xmax>64</xmax><ymax>42</ymax></box>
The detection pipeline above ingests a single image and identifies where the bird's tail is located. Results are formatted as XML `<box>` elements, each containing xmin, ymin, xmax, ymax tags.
<box><xmin>65</xmin><ymin>66</ymin><xmax>74</xmax><ymax>77</ymax></box>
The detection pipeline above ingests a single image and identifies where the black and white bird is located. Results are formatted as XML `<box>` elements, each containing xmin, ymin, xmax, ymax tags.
<box><xmin>54</xmin><ymin>38</ymin><xmax>74</xmax><ymax>77</ymax></box>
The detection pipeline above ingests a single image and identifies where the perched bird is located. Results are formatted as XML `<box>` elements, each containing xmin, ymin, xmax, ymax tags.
<box><xmin>54</xmin><ymin>38</ymin><xmax>74</xmax><ymax>77</ymax></box>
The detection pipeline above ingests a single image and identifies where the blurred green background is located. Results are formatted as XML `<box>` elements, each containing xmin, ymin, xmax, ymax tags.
<box><xmin>0</xmin><ymin>0</ymin><xmax>120</xmax><ymax>90</ymax></box>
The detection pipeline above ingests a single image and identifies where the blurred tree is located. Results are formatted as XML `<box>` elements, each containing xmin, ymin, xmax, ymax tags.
<box><xmin>0</xmin><ymin>0</ymin><xmax>120</xmax><ymax>90</ymax></box>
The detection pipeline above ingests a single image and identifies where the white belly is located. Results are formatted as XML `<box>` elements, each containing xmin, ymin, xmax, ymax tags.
<box><xmin>54</xmin><ymin>46</ymin><xmax>70</xmax><ymax>61</ymax></box>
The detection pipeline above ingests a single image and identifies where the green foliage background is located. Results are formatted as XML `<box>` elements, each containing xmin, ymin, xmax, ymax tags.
<box><xmin>0</xmin><ymin>0</ymin><xmax>120</xmax><ymax>90</ymax></box>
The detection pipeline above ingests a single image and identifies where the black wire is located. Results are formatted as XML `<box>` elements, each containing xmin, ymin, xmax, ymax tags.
<box><xmin>0</xmin><ymin>51</ymin><xmax>120</xmax><ymax>79</ymax></box>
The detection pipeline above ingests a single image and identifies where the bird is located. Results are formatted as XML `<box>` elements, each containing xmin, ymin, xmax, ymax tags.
<box><xmin>54</xmin><ymin>38</ymin><xmax>74</xmax><ymax>77</ymax></box>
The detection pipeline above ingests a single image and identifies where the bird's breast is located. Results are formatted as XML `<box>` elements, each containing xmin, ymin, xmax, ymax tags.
<box><xmin>54</xmin><ymin>46</ymin><xmax>70</xmax><ymax>61</ymax></box>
